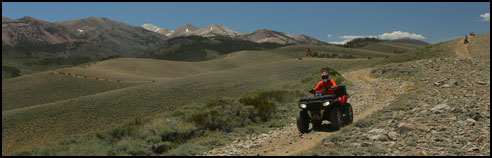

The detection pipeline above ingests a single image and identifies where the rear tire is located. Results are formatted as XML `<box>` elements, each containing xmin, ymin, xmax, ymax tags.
<box><xmin>297</xmin><ymin>111</ymin><xmax>310</xmax><ymax>133</ymax></box>
<box><xmin>343</xmin><ymin>103</ymin><xmax>354</xmax><ymax>126</ymax></box>
<box><xmin>330</xmin><ymin>107</ymin><xmax>342</xmax><ymax>130</ymax></box>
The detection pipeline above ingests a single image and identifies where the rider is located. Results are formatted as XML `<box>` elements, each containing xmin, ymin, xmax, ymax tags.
<box><xmin>309</xmin><ymin>71</ymin><xmax>338</xmax><ymax>95</ymax></box>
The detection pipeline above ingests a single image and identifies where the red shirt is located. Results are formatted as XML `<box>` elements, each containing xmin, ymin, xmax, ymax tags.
<box><xmin>311</xmin><ymin>79</ymin><xmax>338</xmax><ymax>95</ymax></box>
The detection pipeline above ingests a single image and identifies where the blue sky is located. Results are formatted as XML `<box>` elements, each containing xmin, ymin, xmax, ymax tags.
<box><xmin>2</xmin><ymin>2</ymin><xmax>490</xmax><ymax>44</ymax></box>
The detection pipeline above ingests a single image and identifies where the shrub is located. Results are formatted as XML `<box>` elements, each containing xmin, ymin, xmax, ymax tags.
<box><xmin>151</xmin><ymin>141</ymin><xmax>173</xmax><ymax>153</ymax></box>
<box><xmin>367</xmin><ymin>146</ymin><xmax>386</xmax><ymax>154</ymax></box>
<box><xmin>109</xmin><ymin>125</ymin><xmax>136</xmax><ymax>141</ymax></box>
<box><xmin>2</xmin><ymin>65</ymin><xmax>21</xmax><ymax>77</ymax></box>
<box><xmin>319</xmin><ymin>67</ymin><xmax>341</xmax><ymax>77</ymax></box>
<box><xmin>165</xmin><ymin>143</ymin><xmax>207</xmax><ymax>156</ymax></box>
<box><xmin>123</xmin><ymin>138</ymin><xmax>152</xmax><ymax>156</ymax></box>
<box><xmin>108</xmin><ymin>118</ymin><xmax>149</xmax><ymax>142</ymax></box>
<box><xmin>355</xmin><ymin>118</ymin><xmax>376</xmax><ymax>128</ymax></box>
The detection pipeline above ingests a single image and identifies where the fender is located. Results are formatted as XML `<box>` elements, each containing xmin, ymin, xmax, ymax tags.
<box><xmin>338</xmin><ymin>94</ymin><xmax>350</xmax><ymax>104</ymax></box>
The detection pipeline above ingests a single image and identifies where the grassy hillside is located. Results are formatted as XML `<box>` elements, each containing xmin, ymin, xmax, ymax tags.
<box><xmin>2</xmin><ymin>34</ymin><xmax>458</xmax><ymax>155</ymax></box>
<box><xmin>269</xmin><ymin>45</ymin><xmax>395</xmax><ymax>58</ymax></box>
<box><xmin>2</xmin><ymin>42</ymin><xmax>119</xmax><ymax>79</ymax></box>
<box><xmin>2</xmin><ymin>71</ymin><xmax>138</xmax><ymax>111</ymax></box>
<box><xmin>2</xmin><ymin>48</ymin><xmax>380</xmax><ymax>155</ymax></box>
<box><xmin>359</xmin><ymin>41</ymin><xmax>424</xmax><ymax>54</ymax></box>
<box><xmin>140</xmin><ymin>35</ymin><xmax>286</xmax><ymax>61</ymax></box>
<box><xmin>64</xmin><ymin>50</ymin><xmax>292</xmax><ymax>81</ymax></box>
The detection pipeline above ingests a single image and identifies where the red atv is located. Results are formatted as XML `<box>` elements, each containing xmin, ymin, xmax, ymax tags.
<box><xmin>296</xmin><ymin>85</ymin><xmax>353</xmax><ymax>133</ymax></box>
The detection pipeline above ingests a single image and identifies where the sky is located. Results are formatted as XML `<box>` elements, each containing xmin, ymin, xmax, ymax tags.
<box><xmin>2</xmin><ymin>2</ymin><xmax>490</xmax><ymax>44</ymax></box>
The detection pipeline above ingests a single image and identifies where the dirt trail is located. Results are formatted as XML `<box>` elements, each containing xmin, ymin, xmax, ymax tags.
<box><xmin>203</xmin><ymin>68</ymin><xmax>410</xmax><ymax>156</ymax></box>
<box><xmin>454</xmin><ymin>36</ymin><xmax>472</xmax><ymax>59</ymax></box>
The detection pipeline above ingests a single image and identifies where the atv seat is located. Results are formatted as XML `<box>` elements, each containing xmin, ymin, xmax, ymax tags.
<box><xmin>335</xmin><ymin>85</ymin><xmax>347</xmax><ymax>96</ymax></box>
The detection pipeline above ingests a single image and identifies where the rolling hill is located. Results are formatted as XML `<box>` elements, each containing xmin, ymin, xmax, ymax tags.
<box><xmin>2</xmin><ymin>52</ymin><xmax>371</xmax><ymax>155</ymax></box>
<box><xmin>138</xmin><ymin>35</ymin><xmax>286</xmax><ymax>61</ymax></box>
<box><xmin>3</xmin><ymin>33</ymin><xmax>488</xmax><ymax>156</ymax></box>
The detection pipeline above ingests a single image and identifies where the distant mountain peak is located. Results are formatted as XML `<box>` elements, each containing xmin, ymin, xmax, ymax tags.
<box><xmin>167</xmin><ymin>24</ymin><xmax>199</xmax><ymax>37</ymax></box>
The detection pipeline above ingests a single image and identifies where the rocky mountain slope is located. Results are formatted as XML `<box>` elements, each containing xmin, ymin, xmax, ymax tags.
<box><xmin>54</xmin><ymin>17</ymin><xmax>168</xmax><ymax>56</ymax></box>
<box><xmin>140</xmin><ymin>23</ymin><xmax>172</xmax><ymax>36</ymax></box>
<box><xmin>193</xmin><ymin>24</ymin><xmax>244</xmax><ymax>38</ymax></box>
<box><xmin>166</xmin><ymin>24</ymin><xmax>199</xmax><ymax>37</ymax></box>
<box><xmin>140</xmin><ymin>23</ymin><xmax>329</xmax><ymax>45</ymax></box>
<box><xmin>241</xmin><ymin>29</ymin><xmax>328</xmax><ymax>45</ymax></box>
<box><xmin>2</xmin><ymin>16</ymin><xmax>79</xmax><ymax>46</ymax></box>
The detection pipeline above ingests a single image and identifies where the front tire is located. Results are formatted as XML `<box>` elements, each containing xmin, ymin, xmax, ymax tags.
<box><xmin>313</xmin><ymin>120</ymin><xmax>322</xmax><ymax>130</ymax></box>
<box><xmin>297</xmin><ymin>111</ymin><xmax>310</xmax><ymax>133</ymax></box>
<box><xmin>330</xmin><ymin>107</ymin><xmax>342</xmax><ymax>130</ymax></box>
<box><xmin>343</xmin><ymin>103</ymin><xmax>354</xmax><ymax>126</ymax></box>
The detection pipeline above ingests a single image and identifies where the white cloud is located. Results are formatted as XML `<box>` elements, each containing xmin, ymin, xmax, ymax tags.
<box><xmin>378</xmin><ymin>31</ymin><xmax>426</xmax><ymax>40</ymax></box>
<box><xmin>480</xmin><ymin>12</ymin><xmax>490</xmax><ymax>21</ymax></box>
<box><xmin>339</xmin><ymin>35</ymin><xmax>365</xmax><ymax>40</ymax></box>
<box><xmin>328</xmin><ymin>39</ymin><xmax>351</xmax><ymax>45</ymax></box>
<box><xmin>328</xmin><ymin>31</ymin><xmax>426</xmax><ymax>45</ymax></box>
<box><xmin>327</xmin><ymin>34</ymin><xmax>332</xmax><ymax>37</ymax></box>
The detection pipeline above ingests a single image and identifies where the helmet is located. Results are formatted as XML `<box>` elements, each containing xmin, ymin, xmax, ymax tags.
<box><xmin>321</xmin><ymin>71</ymin><xmax>329</xmax><ymax>79</ymax></box>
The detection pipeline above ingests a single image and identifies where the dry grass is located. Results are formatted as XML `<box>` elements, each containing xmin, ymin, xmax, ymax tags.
<box><xmin>2</xmin><ymin>52</ymin><xmax>370</xmax><ymax>155</ymax></box>
<box><xmin>359</xmin><ymin>41</ymin><xmax>422</xmax><ymax>54</ymax></box>
<box><xmin>270</xmin><ymin>45</ymin><xmax>396</xmax><ymax>58</ymax></box>
<box><xmin>1</xmin><ymin>42</ymin><xmax>406</xmax><ymax>155</ymax></box>
<box><xmin>2</xmin><ymin>71</ymin><xmax>137</xmax><ymax>111</ymax></box>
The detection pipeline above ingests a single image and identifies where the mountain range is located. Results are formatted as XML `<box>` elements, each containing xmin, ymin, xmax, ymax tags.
<box><xmin>138</xmin><ymin>23</ymin><xmax>328</xmax><ymax>45</ymax></box>
<box><xmin>2</xmin><ymin>16</ymin><xmax>429</xmax><ymax>78</ymax></box>
<box><xmin>2</xmin><ymin>16</ymin><xmax>330</xmax><ymax>57</ymax></box>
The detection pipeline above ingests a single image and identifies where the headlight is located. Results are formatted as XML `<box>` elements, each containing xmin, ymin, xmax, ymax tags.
<box><xmin>300</xmin><ymin>104</ymin><xmax>307</xmax><ymax>109</ymax></box>
<box><xmin>323</xmin><ymin>101</ymin><xmax>330</xmax><ymax>106</ymax></box>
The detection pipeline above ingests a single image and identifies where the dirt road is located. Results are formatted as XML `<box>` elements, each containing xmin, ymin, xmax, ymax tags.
<box><xmin>203</xmin><ymin>68</ymin><xmax>410</xmax><ymax>156</ymax></box>
<box><xmin>454</xmin><ymin>36</ymin><xmax>472</xmax><ymax>59</ymax></box>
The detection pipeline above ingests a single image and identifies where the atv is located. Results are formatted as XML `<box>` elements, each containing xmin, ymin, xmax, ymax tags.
<box><xmin>296</xmin><ymin>85</ymin><xmax>353</xmax><ymax>133</ymax></box>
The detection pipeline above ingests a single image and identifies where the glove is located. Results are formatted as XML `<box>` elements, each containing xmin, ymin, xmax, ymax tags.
<box><xmin>309</xmin><ymin>89</ymin><xmax>314</xmax><ymax>93</ymax></box>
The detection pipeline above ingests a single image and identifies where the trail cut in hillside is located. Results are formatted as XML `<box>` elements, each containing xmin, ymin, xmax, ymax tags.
<box><xmin>203</xmin><ymin>68</ymin><xmax>410</xmax><ymax>156</ymax></box>
<box><xmin>454</xmin><ymin>36</ymin><xmax>472</xmax><ymax>59</ymax></box>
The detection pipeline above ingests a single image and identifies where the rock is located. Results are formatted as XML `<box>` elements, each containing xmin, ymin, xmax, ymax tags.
<box><xmin>350</xmin><ymin>142</ymin><xmax>361</xmax><ymax>147</ymax></box>
<box><xmin>361</xmin><ymin>141</ymin><xmax>372</xmax><ymax>147</ymax></box>
<box><xmin>458</xmin><ymin>121</ymin><xmax>467</xmax><ymax>127</ymax></box>
<box><xmin>397</xmin><ymin>123</ymin><xmax>427</xmax><ymax>133</ymax></box>
<box><xmin>442</xmin><ymin>84</ymin><xmax>451</xmax><ymax>88</ymax></box>
<box><xmin>368</xmin><ymin>129</ymin><xmax>386</xmax><ymax>135</ymax></box>
<box><xmin>483</xmin><ymin>103</ymin><xmax>490</xmax><ymax>109</ymax></box>
<box><xmin>387</xmin><ymin>132</ymin><xmax>399</xmax><ymax>141</ymax></box>
<box><xmin>477</xmin><ymin>81</ymin><xmax>488</xmax><ymax>85</ymax></box>
<box><xmin>466</xmin><ymin>118</ymin><xmax>476</xmax><ymax>126</ymax></box>
<box><xmin>260</xmin><ymin>134</ymin><xmax>269</xmax><ymax>137</ymax></box>
<box><xmin>468</xmin><ymin>147</ymin><xmax>480</xmax><ymax>152</ymax></box>
<box><xmin>368</xmin><ymin>134</ymin><xmax>389</xmax><ymax>141</ymax></box>
<box><xmin>448</xmin><ymin>80</ymin><xmax>458</xmax><ymax>85</ymax></box>
<box><xmin>418</xmin><ymin>151</ymin><xmax>427</xmax><ymax>156</ymax></box>
<box><xmin>433</xmin><ymin>82</ymin><xmax>441</xmax><ymax>86</ymax></box>
<box><xmin>398</xmin><ymin>110</ymin><xmax>405</xmax><ymax>115</ymax></box>
<box><xmin>431</xmin><ymin>104</ymin><xmax>451</xmax><ymax>113</ymax></box>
